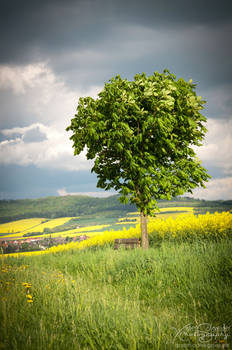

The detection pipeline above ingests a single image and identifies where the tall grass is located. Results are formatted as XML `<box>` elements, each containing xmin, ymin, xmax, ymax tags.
<box><xmin>0</xmin><ymin>240</ymin><xmax>231</xmax><ymax>349</ymax></box>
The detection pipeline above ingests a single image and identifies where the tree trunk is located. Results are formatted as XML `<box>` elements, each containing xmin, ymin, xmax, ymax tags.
<box><xmin>140</xmin><ymin>211</ymin><xmax>149</xmax><ymax>249</ymax></box>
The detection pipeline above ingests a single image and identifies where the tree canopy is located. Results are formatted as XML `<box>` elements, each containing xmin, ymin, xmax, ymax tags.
<box><xmin>67</xmin><ymin>70</ymin><xmax>210</xmax><ymax>247</ymax></box>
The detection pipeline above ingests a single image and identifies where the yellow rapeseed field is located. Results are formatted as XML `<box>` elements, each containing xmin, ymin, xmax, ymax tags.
<box><xmin>117</xmin><ymin>207</ymin><xmax>194</xmax><ymax>224</ymax></box>
<box><xmin>158</xmin><ymin>207</ymin><xmax>194</xmax><ymax>212</ymax></box>
<box><xmin>147</xmin><ymin>211</ymin><xmax>232</xmax><ymax>240</ymax></box>
<box><xmin>128</xmin><ymin>207</ymin><xmax>194</xmax><ymax>216</ymax></box>
<box><xmin>21</xmin><ymin>217</ymin><xmax>75</xmax><ymax>233</ymax></box>
<box><xmin>0</xmin><ymin>218</ymin><xmax>46</xmax><ymax>234</ymax></box>
<box><xmin>3</xmin><ymin>211</ymin><xmax>232</xmax><ymax>258</ymax></box>
<box><xmin>0</xmin><ymin>217</ymin><xmax>75</xmax><ymax>238</ymax></box>
<box><xmin>116</xmin><ymin>221</ymin><xmax>139</xmax><ymax>225</ymax></box>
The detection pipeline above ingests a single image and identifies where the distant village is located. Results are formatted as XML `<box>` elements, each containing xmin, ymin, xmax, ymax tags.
<box><xmin>0</xmin><ymin>235</ymin><xmax>89</xmax><ymax>254</ymax></box>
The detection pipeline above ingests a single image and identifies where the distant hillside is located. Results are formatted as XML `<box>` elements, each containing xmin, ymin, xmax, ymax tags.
<box><xmin>0</xmin><ymin>195</ymin><xmax>231</xmax><ymax>223</ymax></box>
<box><xmin>0</xmin><ymin>195</ymin><xmax>136</xmax><ymax>223</ymax></box>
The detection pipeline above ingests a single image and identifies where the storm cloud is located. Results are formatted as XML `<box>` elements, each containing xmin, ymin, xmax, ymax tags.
<box><xmin>1</xmin><ymin>0</ymin><xmax>231</xmax><ymax>87</ymax></box>
<box><xmin>0</xmin><ymin>0</ymin><xmax>231</xmax><ymax>199</ymax></box>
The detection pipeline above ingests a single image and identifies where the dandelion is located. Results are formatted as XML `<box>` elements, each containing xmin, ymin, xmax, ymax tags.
<box><xmin>25</xmin><ymin>293</ymin><xmax>33</xmax><ymax>303</ymax></box>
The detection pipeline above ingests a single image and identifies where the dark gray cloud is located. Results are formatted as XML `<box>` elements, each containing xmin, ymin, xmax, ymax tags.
<box><xmin>0</xmin><ymin>0</ymin><xmax>231</xmax><ymax>95</ymax></box>
<box><xmin>0</xmin><ymin>0</ymin><xmax>112</xmax><ymax>64</ymax></box>
<box><xmin>1</xmin><ymin>0</ymin><xmax>231</xmax><ymax>64</ymax></box>
<box><xmin>0</xmin><ymin>0</ymin><xmax>231</xmax><ymax>119</ymax></box>
<box><xmin>0</xmin><ymin>164</ymin><xmax>98</xmax><ymax>199</ymax></box>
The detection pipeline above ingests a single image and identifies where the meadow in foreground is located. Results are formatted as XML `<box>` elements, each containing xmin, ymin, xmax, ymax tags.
<box><xmin>0</xmin><ymin>238</ymin><xmax>231</xmax><ymax>350</ymax></box>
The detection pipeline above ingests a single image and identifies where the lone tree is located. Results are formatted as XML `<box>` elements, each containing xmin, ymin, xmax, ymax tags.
<box><xmin>67</xmin><ymin>70</ymin><xmax>210</xmax><ymax>248</ymax></box>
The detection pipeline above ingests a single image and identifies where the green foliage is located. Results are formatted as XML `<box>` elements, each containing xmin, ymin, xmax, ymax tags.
<box><xmin>67</xmin><ymin>70</ymin><xmax>210</xmax><ymax>215</ymax></box>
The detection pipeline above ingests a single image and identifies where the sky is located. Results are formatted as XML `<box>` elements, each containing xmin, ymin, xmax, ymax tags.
<box><xmin>0</xmin><ymin>0</ymin><xmax>231</xmax><ymax>200</ymax></box>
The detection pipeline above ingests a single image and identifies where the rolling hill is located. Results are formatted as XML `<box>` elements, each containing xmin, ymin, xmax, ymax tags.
<box><xmin>0</xmin><ymin>194</ymin><xmax>231</xmax><ymax>223</ymax></box>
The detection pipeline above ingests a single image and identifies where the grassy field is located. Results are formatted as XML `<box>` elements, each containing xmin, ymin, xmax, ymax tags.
<box><xmin>0</xmin><ymin>239</ymin><xmax>231</xmax><ymax>349</ymax></box>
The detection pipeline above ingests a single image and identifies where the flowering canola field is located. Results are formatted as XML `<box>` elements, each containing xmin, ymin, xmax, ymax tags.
<box><xmin>0</xmin><ymin>217</ymin><xmax>75</xmax><ymax>238</ymax></box>
<box><xmin>117</xmin><ymin>207</ymin><xmax>194</xmax><ymax>224</ymax></box>
<box><xmin>0</xmin><ymin>218</ymin><xmax>46</xmax><ymax>234</ymax></box>
<box><xmin>128</xmin><ymin>207</ymin><xmax>194</xmax><ymax>215</ymax></box>
<box><xmin>3</xmin><ymin>211</ymin><xmax>231</xmax><ymax>258</ymax></box>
